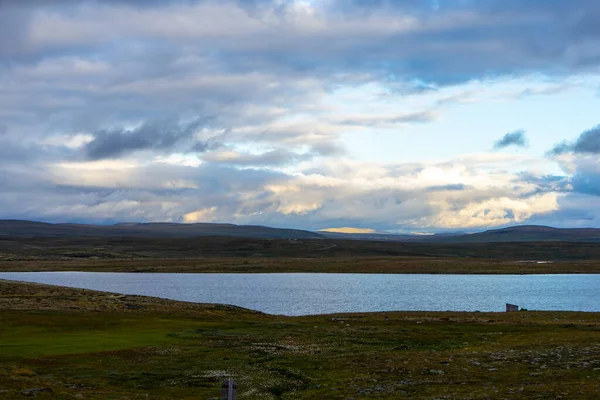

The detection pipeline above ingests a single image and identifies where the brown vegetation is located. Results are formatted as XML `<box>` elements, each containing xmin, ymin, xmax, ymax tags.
<box><xmin>3</xmin><ymin>235</ymin><xmax>600</xmax><ymax>274</ymax></box>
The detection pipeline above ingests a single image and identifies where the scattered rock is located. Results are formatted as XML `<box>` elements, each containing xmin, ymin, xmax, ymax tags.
<box><xmin>124</xmin><ymin>304</ymin><xmax>144</xmax><ymax>309</ymax></box>
<box><xmin>20</xmin><ymin>388</ymin><xmax>52</xmax><ymax>397</ymax></box>
<box><xmin>430</xmin><ymin>369</ymin><xmax>445</xmax><ymax>375</ymax></box>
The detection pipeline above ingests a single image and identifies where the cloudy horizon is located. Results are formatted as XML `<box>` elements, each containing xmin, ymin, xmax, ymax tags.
<box><xmin>2</xmin><ymin>0</ymin><xmax>600</xmax><ymax>233</ymax></box>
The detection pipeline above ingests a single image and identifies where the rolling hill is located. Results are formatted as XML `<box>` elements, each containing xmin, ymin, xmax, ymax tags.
<box><xmin>0</xmin><ymin>220</ymin><xmax>324</xmax><ymax>240</ymax></box>
<box><xmin>428</xmin><ymin>225</ymin><xmax>600</xmax><ymax>243</ymax></box>
<box><xmin>320</xmin><ymin>225</ymin><xmax>600</xmax><ymax>243</ymax></box>
<box><xmin>2</xmin><ymin>220</ymin><xmax>600</xmax><ymax>244</ymax></box>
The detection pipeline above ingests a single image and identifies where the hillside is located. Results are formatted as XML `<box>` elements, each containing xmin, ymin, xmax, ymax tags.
<box><xmin>431</xmin><ymin>225</ymin><xmax>600</xmax><ymax>243</ymax></box>
<box><xmin>319</xmin><ymin>225</ymin><xmax>600</xmax><ymax>244</ymax></box>
<box><xmin>0</xmin><ymin>220</ymin><xmax>324</xmax><ymax>240</ymax></box>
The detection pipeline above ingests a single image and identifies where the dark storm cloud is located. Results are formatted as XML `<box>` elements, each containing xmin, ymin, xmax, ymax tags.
<box><xmin>309</xmin><ymin>0</ymin><xmax>600</xmax><ymax>83</ymax></box>
<box><xmin>191</xmin><ymin>136</ymin><xmax>223</xmax><ymax>153</ymax></box>
<box><xmin>567</xmin><ymin>126</ymin><xmax>600</xmax><ymax>154</ymax></box>
<box><xmin>493</xmin><ymin>130</ymin><xmax>527</xmax><ymax>149</ymax></box>
<box><xmin>563</xmin><ymin>156</ymin><xmax>600</xmax><ymax>197</ymax></box>
<box><xmin>572</xmin><ymin>172</ymin><xmax>600</xmax><ymax>196</ymax></box>
<box><xmin>5</xmin><ymin>0</ymin><xmax>600</xmax><ymax>83</ymax></box>
<box><xmin>549</xmin><ymin>125</ymin><xmax>600</xmax><ymax>155</ymax></box>
<box><xmin>83</xmin><ymin>118</ymin><xmax>220</xmax><ymax>160</ymax></box>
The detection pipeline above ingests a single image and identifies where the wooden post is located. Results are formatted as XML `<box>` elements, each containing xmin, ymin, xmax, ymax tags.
<box><xmin>221</xmin><ymin>377</ymin><xmax>237</xmax><ymax>400</ymax></box>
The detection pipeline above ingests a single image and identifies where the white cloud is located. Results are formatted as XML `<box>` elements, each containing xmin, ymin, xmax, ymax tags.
<box><xmin>183</xmin><ymin>207</ymin><xmax>218</xmax><ymax>223</ymax></box>
<box><xmin>418</xmin><ymin>193</ymin><xmax>561</xmax><ymax>229</ymax></box>
<box><xmin>320</xmin><ymin>227</ymin><xmax>377</xmax><ymax>234</ymax></box>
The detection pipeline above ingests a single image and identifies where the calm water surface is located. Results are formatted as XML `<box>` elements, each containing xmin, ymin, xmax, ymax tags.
<box><xmin>0</xmin><ymin>272</ymin><xmax>598</xmax><ymax>315</ymax></box>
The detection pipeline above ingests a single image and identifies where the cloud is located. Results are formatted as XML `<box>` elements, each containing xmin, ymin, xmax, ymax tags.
<box><xmin>320</xmin><ymin>227</ymin><xmax>377</xmax><ymax>234</ymax></box>
<box><xmin>83</xmin><ymin>119</ymin><xmax>221</xmax><ymax>160</ymax></box>
<box><xmin>536</xmin><ymin>127</ymin><xmax>600</xmax><ymax>226</ymax></box>
<box><xmin>493</xmin><ymin>130</ymin><xmax>527</xmax><ymax>149</ymax></box>
<box><xmin>310</xmin><ymin>141</ymin><xmax>346</xmax><ymax>156</ymax></box>
<box><xmin>201</xmin><ymin>148</ymin><xmax>313</xmax><ymax>167</ymax></box>
<box><xmin>183</xmin><ymin>207</ymin><xmax>218</xmax><ymax>223</ymax></box>
<box><xmin>0</xmin><ymin>148</ymin><xmax>569</xmax><ymax>230</ymax></box>
<box><xmin>549</xmin><ymin>125</ymin><xmax>600</xmax><ymax>155</ymax></box>
<box><xmin>0</xmin><ymin>0</ymin><xmax>598</xmax><ymax>230</ymax></box>
<box><xmin>426</xmin><ymin>184</ymin><xmax>470</xmax><ymax>192</ymax></box>
<box><xmin>336</xmin><ymin>110</ymin><xmax>438</xmax><ymax>127</ymax></box>
<box><xmin>510</xmin><ymin>84</ymin><xmax>573</xmax><ymax>99</ymax></box>
<box><xmin>5</xmin><ymin>1</ymin><xmax>600</xmax><ymax>82</ymax></box>
<box><xmin>524</xmin><ymin>191</ymin><xmax>600</xmax><ymax>228</ymax></box>
<box><xmin>561</xmin><ymin>156</ymin><xmax>600</xmax><ymax>196</ymax></box>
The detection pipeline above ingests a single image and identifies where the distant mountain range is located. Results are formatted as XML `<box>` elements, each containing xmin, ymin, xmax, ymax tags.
<box><xmin>0</xmin><ymin>220</ymin><xmax>324</xmax><ymax>240</ymax></box>
<box><xmin>2</xmin><ymin>220</ymin><xmax>600</xmax><ymax>243</ymax></box>
<box><xmin>324</xmin><ymin>225</ymin><xmax>600</xmax><ymax>243</ymax></box>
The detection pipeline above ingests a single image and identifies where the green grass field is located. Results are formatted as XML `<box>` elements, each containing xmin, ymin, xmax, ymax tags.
<box><xmin>1</xmin><ymin>280</ymin><xmax>600</xmax><ymax>399</ymax></box>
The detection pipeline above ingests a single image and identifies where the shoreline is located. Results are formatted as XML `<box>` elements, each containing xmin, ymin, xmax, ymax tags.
<box><xmin>2</xmin><ymin>277</ymin><xmax>600</xmax><ymax>316</ymax></box>
<box><xmin>2</xmin><ymin>278</ymin><xmax>600</xmax><ymax>317</ymax></box>
<box><xmin>3</xmin><ymin>256</ymin><xmax>600</xmax><ymax>274</ymax></box>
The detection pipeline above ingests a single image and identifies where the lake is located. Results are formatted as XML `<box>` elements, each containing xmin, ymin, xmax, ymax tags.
<box><xmin>0</xmin><ymin>272</ymin><xmax>599</xmax><ymax>315</ymax></box>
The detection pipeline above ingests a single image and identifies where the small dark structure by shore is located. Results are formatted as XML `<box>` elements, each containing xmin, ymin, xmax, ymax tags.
<box><xmin>221</xmin><ymin>378</ymin><xmax>237</xmax><ymax>400</ymax></box>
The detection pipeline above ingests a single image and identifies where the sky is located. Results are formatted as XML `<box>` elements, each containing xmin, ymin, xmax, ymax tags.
<box><xmin>1</xmin><ymin>0</ymin><xmax>600</xmax><ymax>233</ymax></box>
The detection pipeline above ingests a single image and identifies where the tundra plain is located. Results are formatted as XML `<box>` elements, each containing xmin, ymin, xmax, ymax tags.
<box><xmin>1</xmin><ymin>280</ymin><xmax>600</xmax><ymax>399</ymax></box>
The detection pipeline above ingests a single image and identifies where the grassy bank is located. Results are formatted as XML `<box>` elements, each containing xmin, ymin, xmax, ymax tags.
<box><xmin>1</xmin><ymin>280</ymin><xmax>599</xmax><ymax>399</ymax></box>
<box><xmin>3</xmin><ymin>235</ymin><xmax>600</xmax><ymax>274</ymax></box>
<box><xmin>2</xmin><ymin>256</ymin><xmax>600</xmax><ymax>274</ymax></box>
